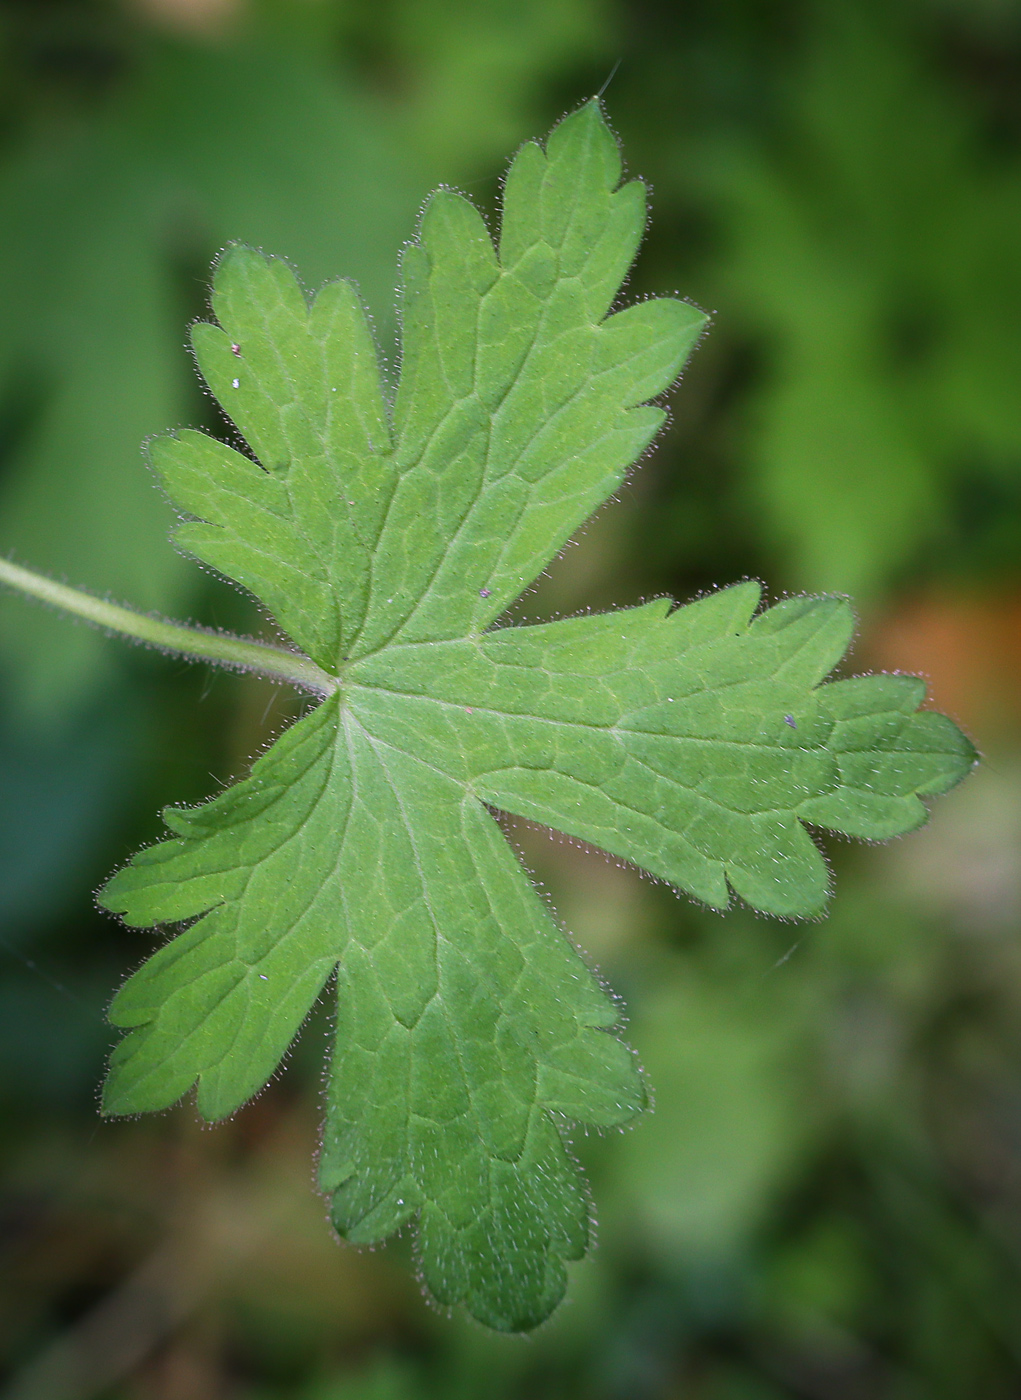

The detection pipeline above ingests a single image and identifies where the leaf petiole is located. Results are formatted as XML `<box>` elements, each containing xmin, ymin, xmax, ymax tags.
<box><xmin>0</xmin><ymin>556</ymin><xmax>336</xmax><ymax>696</ymax></box>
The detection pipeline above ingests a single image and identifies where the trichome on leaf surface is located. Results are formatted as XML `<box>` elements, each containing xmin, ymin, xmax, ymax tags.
<box><xmin>0</xmin><ymin>101</ymin><xmax>975</xmax><ymax>1331</ymax></box>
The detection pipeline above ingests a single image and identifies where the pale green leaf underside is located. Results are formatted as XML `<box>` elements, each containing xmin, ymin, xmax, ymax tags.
<box><xmin>99</xmin><ymin>101</ymin><xmax>975</xmax><ymax>1332</ymax></box>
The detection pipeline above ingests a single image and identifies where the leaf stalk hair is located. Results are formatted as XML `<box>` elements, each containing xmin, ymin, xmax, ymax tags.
<box><xmin>0</xmin><ymin>556</ymin><xmax>337</xmax><ymax>696</ymax></box>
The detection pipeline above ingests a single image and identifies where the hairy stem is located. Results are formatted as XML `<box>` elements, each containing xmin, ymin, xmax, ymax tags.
<box><xmin>0</xmin><ymin>557</ymin><xmax>337</xmax><ymax>696</ymax></box>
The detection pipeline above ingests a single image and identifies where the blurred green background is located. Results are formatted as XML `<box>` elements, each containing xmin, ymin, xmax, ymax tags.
<box><xmin>1</xmin><ymin>0</ymin><xmax>1021</xmax><ymax>1396</ymax></box>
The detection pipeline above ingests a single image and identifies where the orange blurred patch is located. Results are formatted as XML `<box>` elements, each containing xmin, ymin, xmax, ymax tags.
<box><xmin>864</xmin><ymin>592</ymin><xmax>1021</xmax><ymax>739</ymax></box>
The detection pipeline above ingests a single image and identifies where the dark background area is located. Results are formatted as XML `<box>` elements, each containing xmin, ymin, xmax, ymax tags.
<box><xmin>2</xmin><ymin>1</ymin><xmax>1021</xmax><ymax>1396</ymax></box>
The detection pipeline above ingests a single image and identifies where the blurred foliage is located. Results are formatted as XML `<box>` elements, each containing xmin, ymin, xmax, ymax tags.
<box><xmin>2</xmin><ymin>0</ymin><xmax>1021</xmax><ymax>1396</ymax></box>
<box><xmin>690</xmin><ymin>7</ymin><xmax>1021</xmax><ymax>599</ymax></box>
<box><xmin>0</xmin><ymin>10</ymin><xmax>421</xmax><ymax>717</ymax></box>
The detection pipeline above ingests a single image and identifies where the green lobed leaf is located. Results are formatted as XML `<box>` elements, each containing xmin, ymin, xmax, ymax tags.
<box><xmin>98</xmin><ymin>101</ymin><xmax>976</xmax><ymax>1331</ymax></box>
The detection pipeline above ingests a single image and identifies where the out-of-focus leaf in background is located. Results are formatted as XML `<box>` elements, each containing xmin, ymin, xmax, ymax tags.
<box><xmin>702</xmin><ymin>8</ymin><xmax>1021</xmax><ymax>598</ymax></box>
<box><xmin>3</xmin><ymin>0</ymin><xmax>1021</xmax><ymax>1397</ymax></box>
<box><xmin>0</xmin><ymin>25</ymin><xmax>420</xmax><ymax>717</ymax></box>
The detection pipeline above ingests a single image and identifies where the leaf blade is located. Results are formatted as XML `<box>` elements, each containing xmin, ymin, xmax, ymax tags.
<box><xmin>184</xmin><ymin>246</ymin><xmax>395</xmax><ymax>664</ymax></box>
<box><xmin>346</xmin><ymin>588</ymin><xmax>975</xmax><ymax>918</ymax></box>
<box><xmin>353</xmin><ymin>101</ymin><xmax>706</xmax><ymax>655</ymax></box>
